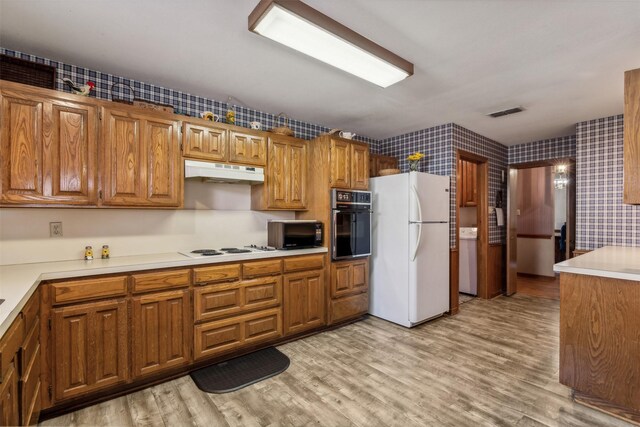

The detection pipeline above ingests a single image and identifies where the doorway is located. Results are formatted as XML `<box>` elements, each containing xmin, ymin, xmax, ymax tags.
<box><xmin>506</xmin><ymin>160</ymin><xmax>576</xmax><ymax>295</ymax></box>
<box><xmin>452</xmin><ymin>150</ymin><xmax>489</xmax><ymax>312</ymax></box>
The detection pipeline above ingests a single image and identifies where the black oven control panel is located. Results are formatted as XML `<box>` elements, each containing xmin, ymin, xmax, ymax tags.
<box><xmin>332</xmin><ymin>189</ymin><xmax>371</xmax><ymax>208</ymax></box>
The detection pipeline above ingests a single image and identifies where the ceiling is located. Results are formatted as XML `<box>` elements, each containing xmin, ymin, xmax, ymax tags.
<box><xmin>1</xmin><ymin>0</ymin><xmax>639</xmax><ymax>145</ymax></box>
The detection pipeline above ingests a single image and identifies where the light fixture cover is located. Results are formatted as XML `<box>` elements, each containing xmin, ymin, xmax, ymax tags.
<box><xmin>248</xmin><ymin>0</ymin><xmax>413</xmax><ymax>88</ymax></box>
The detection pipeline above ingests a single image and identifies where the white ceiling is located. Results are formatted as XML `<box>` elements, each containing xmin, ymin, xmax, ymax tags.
<box><xmin>1</xmin><ymin>0</ymin><xmax>639</xmax><ymax>145</ymax></box>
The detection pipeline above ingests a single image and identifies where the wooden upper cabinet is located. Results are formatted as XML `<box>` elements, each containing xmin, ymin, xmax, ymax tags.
<box><xmin>101</xmin><ymin>107</ymin><xmax>181</xmax><ymax>207</ymax></box>
<box><xmin>145</xmin><ymin>117</ymin><xmax>181</xmax><ymax>206</ymax></box>
<box><xmin>52</xmin><ymin>299</ymin><xmax>128</xmax><ymax>402</ymax></box>
<box><xmin>228</xmin><ymin>130</ymin><xmax>266</xmax><ymax>166</ymax></box>
<box><xmin>458</xmin><ymin>159</ymin><xmax>477</xmax><ymax>207</ymax></box>
<box><xmin>351</xmin><ymin>143</ymin><xmax>369</xmax><ymax>190</ymax></box>
<box><xmin>0</xmin><ymin>94</ymin><xmax>44</xmax><ymax>204</ymax></box>
<box><xmin>624</xmin><ymin>68</ymin><xmax>640</xmax><ymax>204</ymax></box>
<box><xmin>252</xmin><ymin>135</ymin><xmax>307</xmax><ymax>210</ymax></box>
<box><xmin>182</xmin><ymin>121</ymin><xmax>227</xmax><ymax>162</ymax></box>
<box><xmin>0</xmin><ymin>89</ymin><xmax>97</xmax><ymax>205</ymax></box>
<box><xmin>370</xmin><ymin>154</ymin><xmax>399</xmax><ymax>178</ymax></box>
<box><xmin>330</xmin><ymin>138</ymin><xmax>351</xmax><ymax>188</ymax></box>
<box><xmin>132</xmin><ymin>289</ymin><xmax>191</xmax><ymax>378</ymax></box>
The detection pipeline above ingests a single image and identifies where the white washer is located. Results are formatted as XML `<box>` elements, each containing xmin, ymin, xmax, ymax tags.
<box><xmin>459</xmin><ymin>227</ymin><xmax>477</xmax><ymax>295</ymax></box>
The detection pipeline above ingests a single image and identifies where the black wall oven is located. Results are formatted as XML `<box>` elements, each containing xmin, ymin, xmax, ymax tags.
<box><xmin>331</xmin><ymin>189</ymin><xmax>372</xmax><ymax>260</ymax></box>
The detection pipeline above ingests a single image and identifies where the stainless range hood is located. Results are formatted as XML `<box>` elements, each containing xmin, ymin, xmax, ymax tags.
<box><xmin>184</xmin><ymin>160</ymin><xmax>264</xmax><ymax>184</ymax></box>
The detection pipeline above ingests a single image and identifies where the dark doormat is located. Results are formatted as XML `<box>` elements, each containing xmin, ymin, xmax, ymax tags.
<box><xmin>190</xmin><ymin>347</ymin><xmax>290</xmax><ymax>393</ymax></box>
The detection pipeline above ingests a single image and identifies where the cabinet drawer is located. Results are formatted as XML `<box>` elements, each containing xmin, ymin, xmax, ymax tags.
<box><xmin>194</xmin><ymin>264</ymin><xmax>241</xmax><ymax>285</ymax></box>
<box><xmin>194</xmin><ymin>308</ymin><xmax>281</xmax><ymax>360</ymax></box>
<box><xmin>19</xmin><ymin>345</ymin><xmax>40</xmax><ymax>426</ymax></box>
<box><xmin>283</xmin><ymin>255</ymin><xmax>325</xmax><ymax>273</ymax></box>
<box><xmin>194</xmin><ymin>276</ymin><xmax>282</xmax><ymax>322</ymax></box>
<box><xmin>51</xmin><ymin>276</ymin><xmax>128</xmax><ymax>304</ymax></box>
<box><xmin>22</xmin><ymin>289</ymin><xmax>40</xmax><ymax>333</ymax></box>
<box><xmin>131</xmin><ymin>269</ymin><xmax>190</xmax><ymax>293</ymax></box>
<box><xmin>242</xmin><ymin>259</ymin><xmax>282</xmax><ymax>278</ymax></box>
<box><xmin>0</xmin><ymin>315</ymin><xmax>24</xmax><ymax>381</ymax></box>
<box><xmin>19</xmin><ymin>319</ymin><xmax>39</xmax><ymax>376</ymax></box>
<box><xmin>329</xmin><ymin>292</ymin><xmax>369</xmax><ymax>324</ymax></box>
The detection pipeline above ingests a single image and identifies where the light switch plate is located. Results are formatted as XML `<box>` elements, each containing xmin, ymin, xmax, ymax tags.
<box><xmin>50</xmin><ymin>222</ymin><xmax>63</xmax><ymax>237</ymax></box>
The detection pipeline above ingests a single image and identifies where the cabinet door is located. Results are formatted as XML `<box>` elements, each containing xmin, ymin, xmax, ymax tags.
<box><xmin>351</xmin><ymin>143</ymin><xmax>369</xmax><ymax>190</ymax></box>
<box><xmin>458</xmin><ymin>159</ymin><xmax>464</xmax><ymax>208</ymax></box>
<box><xmin>331</xmin><ymin>259</ymin><xmax>369</xmax><ymax>298</ymax></box>
<box><xmin>228</xmin><ymin>131</ymin><xmax>266</xmax><ymax>166</ymax></box>
<box><xmin>378</xmin><ymin>155</ymin><xmax>398</xmax><ymax>172</ymax></box>
<box><xmin>48</xmin><ymin>102</ymin><xmax>98</xmax><ymax>204</ymax></box>
<box><xmin>267</xmin><ymin>138</ymin><xmax>288</xmax><ymax>208</ymax></box>
<box><xmin>624</xmin><ymin>68</ymin><xmax>640</xmax><ymax>204</ymax></box>
<box><xmin>182</xmin><ymin>122</ymin><xmax>227</xmax><ymax>162</ymax></box>
<box><xmin>52</xmin><ymin>299</ymin><xmax>128</xmax><ymax>402</ymax></box>
<box><xmin>287</xmin><ymin>140</ymin><xmax>307</xmax><ymax>209</ymax></box>
<box><xmin>145</xmin><ymin>117</ymin><xmax>181</xmax><ymax>206</ymax></box>
<box><xmin>283</xmin><ymin>271</ymin><xmax>325</xmax><ymax>336</ymax></box>
<box><xmin>132</xmin><ymin>290</ymin><xmax>190</xmax><ymax>378</ymax></box>
<box><xmin>330</xmin><ymin>139</ymin><xmax>351</xmax><ymax>188</ymax></box>
<box><xmin>0</xmin><ymin>95</ymin><xmax>44</xmax><ymax>204</ymax></box>
<box><xmin>0</xmin><ymin>363</ymin><xmax>19</xmax><ymax>426</ymax></box>
<box><xmin>464</xmin><ymin>161</ymin><xmax>477</xmax><ymax>206</ymax></box>
<box><xmin>101</xmin><ymin>109</ymin><xmax>145</xmax><ymax>205</ymax></box>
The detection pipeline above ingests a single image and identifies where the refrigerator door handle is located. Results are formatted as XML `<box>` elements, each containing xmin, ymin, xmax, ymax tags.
<box><xmin>411</xmin><ymin>185</ymin><xmax>423</xmax><ymax>223</ymax></box>
<box><xmin>411</xmin><ymin>222</ymin><xmax>422</xmax><ymax>261</ymax></box>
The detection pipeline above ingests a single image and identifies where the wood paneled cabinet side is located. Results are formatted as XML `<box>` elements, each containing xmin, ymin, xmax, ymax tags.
<box><xmin>624</xmin><ymin>68</ymin><xmax>640</xmax><ymax>204</ymax></box>
<box><xmin>100</xmin><ymin>107</ymin><xmax>181</xmax><ymax>207</ymax></box>
<box><xmin>131</xmin><ymin>289</ymin><xmax>191</xmax><ymax>378</ymax></box>
<box><xmin>51</xmin><ymin>299</ymin><xmax>128</xmax><ymax>402</ymax></box>
<box><xmin>251</xmin><ymin>135</ymin><xmax>308</xmax><ymax>210</ymax></box>
<box><xmin>0</xmin><ymin>90</ymin><xmax>98</xmax><ymax>205</ymax></box>
<box><xmin>283</xmin><ymin>269</ymin><xmax>325</xmax><ymax>336</ymax></box>
<box><xmin>458</xmin><ymin>159</ymin><xmax>477</xmax><ymax>207</ymax></box>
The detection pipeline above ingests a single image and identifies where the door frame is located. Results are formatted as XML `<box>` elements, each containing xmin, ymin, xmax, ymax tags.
<box><xmin>506</xmin><ymin>158</ymin><xmax>576</xmax><ymax>295</ymax></box>
<box><xmin>453</xmin><ymin>150</ymin><xmax>489</xmax><ymax>306</ymax></box>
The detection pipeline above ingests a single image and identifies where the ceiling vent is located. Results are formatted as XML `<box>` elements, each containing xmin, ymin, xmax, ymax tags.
<box><xmin>487</xmin><ymin>106</ymin><xmax>524</xmax><ymax>118</ymax></box>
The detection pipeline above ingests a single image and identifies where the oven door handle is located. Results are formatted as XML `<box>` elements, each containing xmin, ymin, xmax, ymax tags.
<box><xmin>332</xmin><ymin>210</ymin><xmax>338</xmax><ymax>259</ymax></box>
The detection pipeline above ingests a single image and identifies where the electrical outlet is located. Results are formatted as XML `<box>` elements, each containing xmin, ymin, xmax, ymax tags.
<box><xmin>50</xmin><ymin>222</ymin><xmax>63</xmax><ymax>237</ymax></box>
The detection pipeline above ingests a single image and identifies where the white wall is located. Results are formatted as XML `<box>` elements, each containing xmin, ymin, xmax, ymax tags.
<box><xmin>0</xmin><ymin>181</ymin><xmax>294</xmax><ymax>265</ymax></box>
<box><xmin>516</xmin><ymin>237</ymin><xmax>555</xmax><ymax>277</ymax></box>
<box><xmin>554</xmin><ymin>187</ymin><xmax>566</xmax><ymax>230</ymax></box>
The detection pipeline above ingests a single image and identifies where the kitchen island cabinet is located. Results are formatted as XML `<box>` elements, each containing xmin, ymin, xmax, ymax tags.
<box><xmin>554</xmin><ymin>246</ymin><xmax>640</xmax><ymax>424</ymax></box>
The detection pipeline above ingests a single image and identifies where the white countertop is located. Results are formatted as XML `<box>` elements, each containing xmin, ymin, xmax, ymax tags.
<box><xmin>0</xmin><ymin>247</ymin><xmax>328</xmax><ymax>337</ymax></box>
<box><xmin>553</xmin><ymin>246</ymin><xmax>640</xmax><ymax>281</ymax></box>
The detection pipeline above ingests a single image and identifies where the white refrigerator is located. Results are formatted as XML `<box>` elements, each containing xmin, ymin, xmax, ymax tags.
<box><xmin>369</xmin><ymin>171</ymin><xmax>450</xmax><ymax>327</ymax></box>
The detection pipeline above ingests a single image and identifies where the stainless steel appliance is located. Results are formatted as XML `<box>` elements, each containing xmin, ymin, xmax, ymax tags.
<box><xmin>267</xmin><ymin>220</ymin><xmax>323</xmax><ymax>250</ymax></box>
<box><xmin>331</xmin><ymin>189</ymin><xmax>372</xmax><ymax>260</ymax></box>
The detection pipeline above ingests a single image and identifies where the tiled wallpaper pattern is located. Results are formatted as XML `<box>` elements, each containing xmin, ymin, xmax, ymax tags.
<box><xmin>378</xmin><ymin>124</ymin><xmax>508</xmax><ymax>247</ymax></box>
<box><xmin>576</xmin><ymin>115</ymin><xmax>639</xmax><ymax>249</ymax></box>
<box><xmin>0</xmin><ymin>47</ymin><xmax>378</xmax><ymax>146</ymax></box>
<box><xmin>508</xmin><ymin>135</ymin><xmax>576</xmax><ymax>165</ymax></box>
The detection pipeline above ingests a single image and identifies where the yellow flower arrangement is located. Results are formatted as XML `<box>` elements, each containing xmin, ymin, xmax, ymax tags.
<box><xmin>407</xmin><ymin>152</ymin><xmax>425</xmax><ymax>171</ymax></box>
<box><xmin>407</xmin><ymin>152</ymin><xmax>425</xmax><ymax>162</ymax></box>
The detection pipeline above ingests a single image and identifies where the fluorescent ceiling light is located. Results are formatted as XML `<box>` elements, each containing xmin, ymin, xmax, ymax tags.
<box><xmin>249</xmin><ymin>0</ymin><xmax>413</xmax><ymax>88</ymax></box>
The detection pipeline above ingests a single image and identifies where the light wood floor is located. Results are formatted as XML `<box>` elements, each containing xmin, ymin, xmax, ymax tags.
<box><xmin>517</xmin><ymin>274</ymin><xmax>560</xmax><ymax>300</ymax></box>
<box><xmin>41</xmin><ymin>295</ymin><xmax>630</xmax><ymax>427</ymax></box>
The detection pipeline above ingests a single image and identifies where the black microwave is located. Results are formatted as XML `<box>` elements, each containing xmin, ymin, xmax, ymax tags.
<box><xmin>267</xmin><ymin>220</ymin><xmax>323</xmax><ymax>250</ymax></box>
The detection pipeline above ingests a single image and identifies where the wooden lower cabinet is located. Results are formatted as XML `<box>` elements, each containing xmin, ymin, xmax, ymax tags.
<box><xmin>283</xmin><ymin>270</ymin><xmax>325</xmax><ymax>336</ymax></box>
<box><xmin>194</xmin><ymin>276</ymin><xmax>282</xmax><ymax>322</ymax></box>
<box><xmin>132</xmin><ymin>290</ymin><xmax>191</xmax><ymax>378</ymax></box>
<box><xmin>0</xmin><ymin>362</ymin><xmax>19</xmax><ymax>426</ymax></box>
<box><xmin>194</xmin><ymin>308</ymin><xmax>282</xmax><ymax>360</ymax></box>
<box><xmin>329</xmin><ymin>259</ymin><xmax>369</xmax><ymax>325</ymax></box>
<box><xmin>52</xmin><ymin>299</ymin><xmax>128</xmax><ymax>402</ymax></box>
